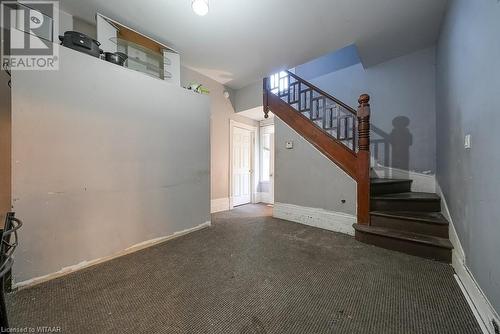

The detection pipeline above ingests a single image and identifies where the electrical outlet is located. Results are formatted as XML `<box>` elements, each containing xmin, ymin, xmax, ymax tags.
<box><xmin>464</xmin><ymin>134</ymin><xmax>471</xmax><ymax>149</ymax></box>
<box><xmin>492</xmin><ymin>319</ymin><xmax>499</xmax><ymax>334</ymax></box>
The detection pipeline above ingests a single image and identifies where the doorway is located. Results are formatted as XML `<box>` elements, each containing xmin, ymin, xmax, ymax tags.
<box><xmin>260</xmin><ymin>125</ymin><xmax>275</xmax><ymax>204</ymax></box>
<box><xmin>230</xmin><ymin>121</ymin><xmax>257</xmax><ymax>208</ymax></box>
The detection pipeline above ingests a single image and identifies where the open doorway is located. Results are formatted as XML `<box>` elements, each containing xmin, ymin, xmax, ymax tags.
<box><xmin>260</xmin><ymin>124</ymin><xmax>275</xmax><ymax>204</ymax></box>
<box><xmin>232</xmin><ymin>109</ymin><xmax>275</xmax><ymax>208</ymax></box>
<box><xmin>230</xmin><ymin>121</ymin><xmax>258</xmax><ymax>208</ymax></box>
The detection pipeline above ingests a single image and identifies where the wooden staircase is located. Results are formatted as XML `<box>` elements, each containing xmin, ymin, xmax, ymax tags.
<box><xmin>354</xmin><ymin>178</ymin><xmax>453</xmax><ymax>262</ymax></box>
<box><xmin>263</xmin><ymin>71</ymin><xmax>453</xmax><ymax>263</ymax></box>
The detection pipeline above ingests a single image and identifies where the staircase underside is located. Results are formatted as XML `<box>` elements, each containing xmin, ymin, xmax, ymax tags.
<box><xmin>354</xmin><ymin>178</ymin><xmax>453</xmax><ymax>263</ymax></box>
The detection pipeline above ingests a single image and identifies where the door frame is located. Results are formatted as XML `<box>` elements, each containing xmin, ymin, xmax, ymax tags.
<box><xmin>259</xmin><ymin>124</ymin><xmax>275</xmax><ymax>204</ymax></box>
<box><xmin>229</xmin><ymin>120</ymin><xmax>258</xmax><ymax>210</ymax></box>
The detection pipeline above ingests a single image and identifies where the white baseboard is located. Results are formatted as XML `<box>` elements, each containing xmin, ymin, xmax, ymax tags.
<box><xmin>436</xmin><ymin>183</ymin><xmax>499</xmax><ymax>334</ymax></box>
<box><xmin>273</xmin><ymin>202</ymin><xmax>356</xmax><ymax>236</ymax></box>
<box><xmin>211</xmin><ymin>197</ymin><xmax>230</xmax><ymax>213</ymax></box>
<box><xmin>15</xmin><ymin>221</ymin><xmax>212</xmax><ymax>290</ymax></box>
<box><xmin>259</xmin><ymin>192</ymin><xmax>273</xmax><ymax>204</ymax></box>
<box><xmin>371</xmin><ymin>165</ymin><xmax>436</xmax><ymax>193</ymax></box>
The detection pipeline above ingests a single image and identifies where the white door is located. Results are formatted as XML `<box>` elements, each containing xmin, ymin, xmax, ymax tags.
<box><xmin>232</xmin><ymin>127</ymin><xmax>252</xmax><ymax>207</ymax></box>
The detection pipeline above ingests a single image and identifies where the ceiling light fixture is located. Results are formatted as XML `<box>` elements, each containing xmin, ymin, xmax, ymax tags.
<box><xmin>192</xmin><ymin>0</ymin><xmax>209</xmax><ymax>16</ymax></box>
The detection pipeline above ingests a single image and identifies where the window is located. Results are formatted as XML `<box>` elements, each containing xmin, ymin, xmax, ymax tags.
<box><xmin>269</xmin><ymin>71</ymin><xmax>289</xmax><ymax>95</ymax></box>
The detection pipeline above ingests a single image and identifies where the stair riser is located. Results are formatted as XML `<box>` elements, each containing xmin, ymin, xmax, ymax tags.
<box><xmin>355</xmin><ymin>231</ymin><xmax>452</xmax><ymax>263</ymax></box>
<box><xmin>371</xmin><ymin>215</ymin><xmax>449</xmax><ymax>238</ymax></box>
<box><xmin>371</xmin><ymin>182</ymin><xmax>412</xmax><ymax>196</ymax></box>
<box><xmin>371</xmin><ymin>200</ymin><xmax>441</xmax><ymax>212</ymax></box>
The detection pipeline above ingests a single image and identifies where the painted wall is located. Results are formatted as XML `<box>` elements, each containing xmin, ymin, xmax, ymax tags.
<box><xmin>300</xmin><ymin>47</ymin><xmax>437</xmax><ymax>174</ymax></box>
<box><xmin>294</xmin><ymin>44</ymin><xmax>361</xmax><ymax>81</ymax></box>
<box><xmin>436</xmin><ymin>0</ymin><xmax>500</xmax><ymax>313</ymax></box>
<box><xmin>73</xmin><ymin>17</ymin><xmax>97</xmax><ymax>39</ymax></box>
<box><xmin>275</xmin><ymin>118</ymin><xmax>356</xmax><ymax>215</ymax></box>
<box><xmin>233</xmin><ymin>81</ymin><xmax>262</xmax><ymax>113</ymax></box>
<box><xmin>181</xmin><ymin>67</ymin><xmax>258</xmax><ymax>202</ymax></box>
<box><xmin>11</xmin><ymin>46</ymin><xmax>211</xmax><ymax>282</ymax></box>
<box><xmin>0</xmin><ymin>71</ymin><xmax>11</xmax><ymax>224</ymax></box>
<box><xmin>59</xmin><ymin>10</ymin><xmax>74</xmax><ymax>34</ymax></box>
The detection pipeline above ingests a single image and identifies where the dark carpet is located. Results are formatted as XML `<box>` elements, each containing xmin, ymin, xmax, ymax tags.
<box><xmin>7</xmin><ymin>204</ymin><xmax>481</xmax><ymax>333</ymax></box>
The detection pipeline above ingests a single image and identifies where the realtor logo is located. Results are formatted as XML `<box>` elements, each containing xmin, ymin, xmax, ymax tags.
<box><xmin>1</xmin><ymin>0</ymin><xmax>59</xmax><ymax>70</ymax></box>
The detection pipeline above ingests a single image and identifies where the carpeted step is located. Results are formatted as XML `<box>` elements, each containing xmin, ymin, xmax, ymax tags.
<box><xmin>370</xmin><ymin>211</ymin><xmax>449</xmax><ymax>238</ymax></box>
<box><xmin>353</xmin><ymin>224</ymin><xmax>453</xmax><ymax>263</ymax></box>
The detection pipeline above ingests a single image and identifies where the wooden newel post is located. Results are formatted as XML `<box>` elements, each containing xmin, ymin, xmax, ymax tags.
<box><xmin>263</xmin><ymin>77</ymin><xmax>270</xmax><ymax>119</ymax></box>
<box><xmin>357</xmin><ymin>94</ymin><xmax>371</xmax><ymax>225</ymax></box>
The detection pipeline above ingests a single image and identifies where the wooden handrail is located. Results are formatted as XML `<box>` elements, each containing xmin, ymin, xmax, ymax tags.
<box><xmin>263</xmin><ymin>74</ymin><xmax>371</xmax><ymax>226</ymax></box>
<box><xmin>285</xmin><ymin>70</ymin><xmax>357</xmax><ymax>115</ymax></box>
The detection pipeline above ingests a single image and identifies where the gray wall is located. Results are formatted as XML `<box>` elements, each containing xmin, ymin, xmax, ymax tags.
<box><xmin>306</xmin><ymin>47</ymin><xmax>436</xmax><ymax>174</ymax></box>
<box><xmin>436</xmin><ymin>0</ymin><xmax>500</xmax><ymax>313</ymax></box>
<box><xmin>0</xmin><ymin>71</ymin><xmax>11</xmax><ymax>223</ymax></box>
<box><xmin>275</xmin><ymin>118</ymin><xmax>356</xmax><ymax>215</ymax></box>
<box><xmin>73</xmin><ymin>17</ymin><xmax>97</xmax><ymax>39</ymax></box>
<box><xmin>181</xmin><ymin>67</ymin><xmax>258</xmax><ymax>201</ymax></box>
<box><xmin>11</xmin><ymin>46</ymin><xmax>210</xmax><ymax>282</ymax></box>
<box><xmin>233</xmin><ymin>81</ymin><xmax>262</xmax><ymax>113</ymax></box>
<box><xmin>295</xmin><ymin>44</ymin><xmax>361</xmax><ymax>81</ymax></box>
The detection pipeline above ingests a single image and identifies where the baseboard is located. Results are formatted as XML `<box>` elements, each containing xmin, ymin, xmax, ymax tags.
<box><xmin>14</xmin><ymin>221</ymin><xmax>212</xmax><ymax>290</ymax></box>
<box><xmin>211</xmin><ymin>197</ymin><xmax>230</xmax><ymax>213</ymax></box>
<box><xmin>371</xmin><ymin>165</ymin><xmax>435</xmax><ymax>193</ymax></box>
<box><xmin>436</xmin><ymin>183</ymin><xmax>499</xmax><ymax>334</ymax></box>
<box><xmin>273</xmin><ymin>202</ymin><xmax>356</xmax><ymax>236</ymax></box>
<box><xmin>259</xmin><ymin>192</ymin><xmax>273</xmax><ymax>204</ymax></box>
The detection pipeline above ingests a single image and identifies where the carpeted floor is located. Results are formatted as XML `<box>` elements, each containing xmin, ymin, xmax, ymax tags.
<box><xmin>7</xmin><ymin>204</ymin><xmax>481</xmax><ymax>333</ymax></box>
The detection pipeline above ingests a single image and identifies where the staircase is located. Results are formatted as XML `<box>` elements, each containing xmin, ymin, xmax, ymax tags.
<box><xmin>354</xmin><ymin>178</ymin><xmax>453</xmax><ymax>262</ymax></box>
<box><xmin>263</xmin><ymin>71</ymin><xmax>453</xmax><ymax>263</ymax></box>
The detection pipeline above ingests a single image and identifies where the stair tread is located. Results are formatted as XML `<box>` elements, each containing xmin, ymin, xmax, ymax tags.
<box><xmin>370</xmin><ymin>178</ymin><xmax>412</xmax><ymax>185</ymax></box>
<box><xmin>371</xmin><ymin>192</ymin><xmax>440</xmax><ymax>201</ymax></box>
<box><xmin>370</xmin><ymin>211</ymin><xmax>449</xmax><ymax>225</ymax></box>
<box><xmin>353</xmin><ymin>224</ymin><xmax>453</xmax><ymax>249</ymax></box>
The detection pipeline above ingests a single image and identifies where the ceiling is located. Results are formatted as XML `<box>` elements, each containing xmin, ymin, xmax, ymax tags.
<box><xmin>60</xmin><ymin>0</ymin><xmax>448</xmax><ymax>89</ymax></box>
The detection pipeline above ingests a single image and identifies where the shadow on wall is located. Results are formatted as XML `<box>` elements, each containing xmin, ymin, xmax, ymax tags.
<box><xmin>371</xmin><ymin>116</ymin><xmax>413</xmax><ymax>178</ymax></box>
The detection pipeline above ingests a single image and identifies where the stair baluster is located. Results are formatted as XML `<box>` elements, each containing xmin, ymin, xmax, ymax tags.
<box><xmin>263</xmin><ymin>71</ymin><xmax>371</xmax><ymax>226</ymax></box>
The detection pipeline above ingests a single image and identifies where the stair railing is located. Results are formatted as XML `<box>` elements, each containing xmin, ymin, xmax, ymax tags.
<box><xmin>263</xmin><ymin>70</ymin><xmax>371</xmax><ymax>225</ymax></box>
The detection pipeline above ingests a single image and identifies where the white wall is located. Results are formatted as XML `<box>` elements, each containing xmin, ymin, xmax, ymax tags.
<box><xmin>11</xmin><ymin>46</ymin><xmax>211</xmax><ymax>282</ymax></box>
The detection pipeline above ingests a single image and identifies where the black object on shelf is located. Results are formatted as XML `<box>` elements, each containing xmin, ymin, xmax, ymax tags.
<box><xmin>104</xmin><ymin>52</ymin><xmax>128</xmax><ymax>66</ymax></box>
<box><xmin>0</xmin><ymin>212</ymin><xmax>23</xmax><ymax>331</ymax></box>
<box><xmin>59</xmin><ymin>31</ymin><xmax>103</xmax><ymax>58</ymax></box>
